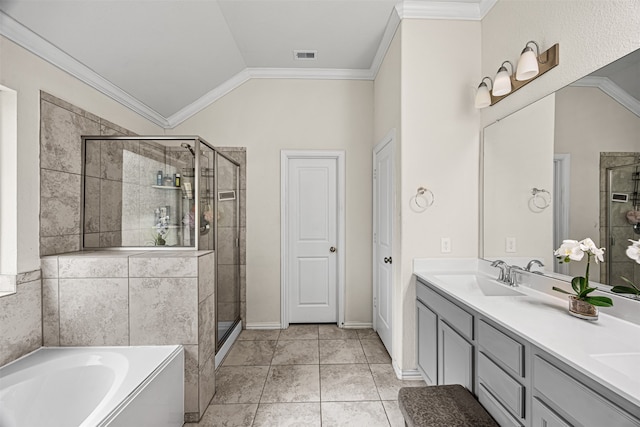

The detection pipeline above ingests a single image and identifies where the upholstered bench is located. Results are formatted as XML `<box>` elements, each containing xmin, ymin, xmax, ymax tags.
<box><xmin>398</xmin><ymin>385</ymin><xmax>499</xmax><ymax>427</ymax></box>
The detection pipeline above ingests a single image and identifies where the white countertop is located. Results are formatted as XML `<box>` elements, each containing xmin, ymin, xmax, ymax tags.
<box><xmin>414</xmin><ymin>260</ymin><xmax>640</xmax><ymax>409</ymax></box>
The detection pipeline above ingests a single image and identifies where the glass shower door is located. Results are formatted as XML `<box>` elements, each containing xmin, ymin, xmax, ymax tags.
<box><xmin>215</xmin><ymin>152</ymin><xmax>241</xmax><ymax>349</ymax></box>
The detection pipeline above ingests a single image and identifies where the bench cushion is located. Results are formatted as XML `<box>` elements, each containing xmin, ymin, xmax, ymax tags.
<box><xmin>398</xmin><ymin>385</ymin><xmax>498</xmax><ymax>427</ymax></box>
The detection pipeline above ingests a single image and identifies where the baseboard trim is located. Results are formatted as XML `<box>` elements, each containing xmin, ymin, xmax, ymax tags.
<box><xmin>392</xmin><ymin>360</ymin><xmax>424</xmax><ymax>381</ymax></box>
<box><xmin>245</xmin><ymin>322</ymin><xmax>282</xmax><ymax>330</ymax></box>
<box><xmin>342</xmin><ymin>322</ymin><xmax>373</xmax><ymax>329</ymax></box>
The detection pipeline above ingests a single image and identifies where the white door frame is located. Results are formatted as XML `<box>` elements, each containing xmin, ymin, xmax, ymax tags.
<box><xmin>372</xmin><ymin>129</ymin><xmax>395</xmax><ymax>335</ymax></box>
<box><xmin>281</xmin><ymin>150</ymin><xmax>346</xmax><ymax>329</ymax></box>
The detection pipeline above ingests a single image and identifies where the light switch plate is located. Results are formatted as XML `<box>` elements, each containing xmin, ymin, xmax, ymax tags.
<box><xmin>506</xmin><ymin>237</ymin><xmax>517</xmax><ymax>253</ymax></box>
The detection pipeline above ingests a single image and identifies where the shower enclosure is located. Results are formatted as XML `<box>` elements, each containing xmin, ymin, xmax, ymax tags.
<box><xmin>81</xmin><ymin>136</ymin><xmax>241</xmax><ymax>349</ymax></box>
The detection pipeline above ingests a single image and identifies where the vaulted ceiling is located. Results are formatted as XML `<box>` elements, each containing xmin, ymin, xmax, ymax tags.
<box><xmin>0</xmin><ymin>0</ymin><xmax>495</xmax><ymax>127</ymax></box>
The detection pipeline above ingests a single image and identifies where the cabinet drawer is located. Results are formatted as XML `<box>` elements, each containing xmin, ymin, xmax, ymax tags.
<box><xmin>479</xmin><ymin>320</ymin><xmax>524</xmax><ymax>377</ymax></box>
<box><xmin>478</xmin><ymin>352</ymin><xmax>525</xmax><ymax>418</ymax></box>
<box><xmin>532</xmin><ymin>398</ymin><xmax>571</xmax><ymax>427</ymax></box>
<box><xmin>478</xmin><ymin>383</ymin><xmax>523</xmax><ymax>427</ymax></box>
<box><xmin>534</xmin><ymin>356</ymin><xmax>640</xmax><ymax>427</ymax></box>
<box><xmin>417</xmin><ymin>280</ymin><xmax>473</xmax><ymax>340</ymax></box>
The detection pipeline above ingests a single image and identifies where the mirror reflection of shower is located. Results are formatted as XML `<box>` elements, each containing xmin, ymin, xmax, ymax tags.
<box><xmin>605</xmin><ymin>158</ymin><xmax>640</xmax><ymax>287</ymax></box>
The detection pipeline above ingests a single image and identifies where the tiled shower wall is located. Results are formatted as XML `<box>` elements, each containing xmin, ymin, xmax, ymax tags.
<box><xmin>39</xmin><ymin>91</ymin><xmax>136</xmax><ymax>255</ymax></box>
<box><xmin>39</xmin><ymin>93</ymin><xmax>247</xmax><ymax>329</ymax></box>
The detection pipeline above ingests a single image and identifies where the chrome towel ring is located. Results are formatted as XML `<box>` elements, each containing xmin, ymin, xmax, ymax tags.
<box><xmin>411</xmin><ymin>187</ymin><xmax>435</xmax><ymax>212</ymax></box>
<box><xmin>531</xmin><ymin>188</ymin><xmax>551</xmax><ymax>210</ymax></box>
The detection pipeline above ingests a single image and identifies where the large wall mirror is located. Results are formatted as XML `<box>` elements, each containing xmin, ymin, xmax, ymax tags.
<box><xmin>482</xmin><ymin>48</ymin><xmax>640</xmax><ymax>293</ymax></box>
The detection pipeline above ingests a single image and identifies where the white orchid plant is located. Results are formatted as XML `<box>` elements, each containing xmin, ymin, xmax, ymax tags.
<box><xmin>611</xmin><ymin>239</ymin><xmax>640</xmax><ymax>297</ymax></box>
<box><xmin>552</xmin><ymin>238</ymin><xmax>613</xmax><ymax>307</ymax></box>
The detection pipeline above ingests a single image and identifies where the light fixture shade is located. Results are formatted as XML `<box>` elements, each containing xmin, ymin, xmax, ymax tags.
<box><xmin>492</xmin><ymin>66</ymin><xmax>512</xmax><ymax>96</ymax></box>
<box><xmin>516</xmin><ymin>47</ymin><xmax>539</xmax><ymax>81</ymax></box>
<box><xmin>475</xmin><ymin>82</ymin><xmax>491</xmax><ymax>109</ymax></box>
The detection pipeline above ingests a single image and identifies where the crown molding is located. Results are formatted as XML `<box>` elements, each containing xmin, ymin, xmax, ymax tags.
<box><xmin>571</xmin><ymin>76</ymin><xmax>640</xmax><ymax>118</ymax></box>
<box><xmin>369</xmin><ymin>7</ymin><xmax>401</xmax><ymax>80</ymax></box>
<box><xmin>397</xmin><ymin>0</ymin><xmax>496</xmax><ymax>21</ymax></box>
<box><xmin>166</xmin><ymin>67</ymin><xmax>373</xmax><ymax>127</ymax></box>
<box><xmin>0</xmin><ymin>11</ymin><xmax>170</xmax><ymax>128</ymax></box>
<box><xmin>167</xmin><ymin>69</ymin><xmax>251</xmax><ymax>128</ymax></box>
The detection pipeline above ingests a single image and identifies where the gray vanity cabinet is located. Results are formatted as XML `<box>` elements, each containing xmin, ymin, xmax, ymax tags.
<box><xmin>416</xmin><ymin>278</ymin><xmax>475</xmax><ymax>392</ymax></box>
<box><xmin>415</xmin><ymin>274</ymin><xmax>640</xmax><ymax>427</ymax></box>
<box><xmin>532</xmin><ymin>354</ymin><xmax>640</xmax><ymax>427</ymax></box>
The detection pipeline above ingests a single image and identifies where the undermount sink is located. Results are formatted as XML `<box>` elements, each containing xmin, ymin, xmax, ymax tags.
<box><xmin>591</xmin><ymin>353</ymin><xmax>640</xmax><ymax>384</ymax></box>
<box><xmin>433</xmin><ymin>274</ymin><xmax>525</xmax><ymax>297</ymax></box>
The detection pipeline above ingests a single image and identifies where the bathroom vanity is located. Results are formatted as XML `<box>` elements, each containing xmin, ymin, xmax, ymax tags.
<box><xmin>414</xmin><ymin>259</ymin><xmax>640</xmax><ymax>427</ymax></box>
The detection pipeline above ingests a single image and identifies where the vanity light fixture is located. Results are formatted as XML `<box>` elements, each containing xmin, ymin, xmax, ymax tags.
<box><xmin>474</xmin><ymin>77</ymin><xmax>493</xmax><ymax>109</ymax></box>
<box><xmin>516</xmin><ymin>41</ymin><xmax>543</xmax><ymax>81</ymax></box>
<box><xmin>474</xmin><ymin>42</ymin><xmax>559</xmax><ymax>109</ymax></box>
<box><xmin>492</xmin><ymin>61</ymin><xmax>514</xmax><ymax>96</ymax></box>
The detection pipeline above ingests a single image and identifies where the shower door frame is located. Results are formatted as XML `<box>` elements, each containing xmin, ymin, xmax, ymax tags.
<box><xmin>606</xmin><ymin>161</ymin><xmax>640</xmax><ymax>285</ymax></box>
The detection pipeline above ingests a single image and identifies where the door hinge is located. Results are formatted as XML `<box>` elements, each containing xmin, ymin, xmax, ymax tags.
<box><xmin>236</xmin><ymin>238</ymin><xmax>239</xmax><ymax>247</ymax></box>
<box><xmin>374</xmin><ymin>168</ymin><xmax>377</xmax><ymax>179</ymax></box>
<box><xmin>373</xmin><ymin>297</ymin><xmax>377</xmax><ymax>308</ymax></box>
<box><xmin>373</xmin><ymin>233</ymin><xmax>377</xmax><ymax>243</ymax></box>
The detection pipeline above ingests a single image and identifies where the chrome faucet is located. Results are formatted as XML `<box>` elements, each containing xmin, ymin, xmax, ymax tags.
<box><xmin>508</xmin><ymin>265</ymin><xmax>525</xmax><ymax>287</ymax></box>
<box><xmin>525</xmin><ymin>259</ymin><xmax>544</xmax><ymax>271</ymax></box>
<box><xmin>490</xmin><ymin>260</ymin><xmax>509</xmax><ymax>283</ymax></box>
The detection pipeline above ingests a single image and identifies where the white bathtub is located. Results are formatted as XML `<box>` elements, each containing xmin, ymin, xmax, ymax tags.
<box><xmin>0</xmin><ymin>345</ymin><xmax>184</xmax><ymax>427</ymax></box>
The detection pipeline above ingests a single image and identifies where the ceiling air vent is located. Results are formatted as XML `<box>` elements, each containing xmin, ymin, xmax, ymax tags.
<box><xmin>294</xmin><ymin>50</ymin><xmax>317</xmax><ymax>60</ymax></box>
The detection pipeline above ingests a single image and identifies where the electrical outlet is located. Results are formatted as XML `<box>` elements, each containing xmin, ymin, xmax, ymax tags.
<box><xmin>506</xmin><ymin>237</ymin><xmax>517</xmax><ymax>253</ymax></box>
<box><xmin>441</xmin><ymin>237</ymin><xmax>451</xmax><ymax>253</ymax></box>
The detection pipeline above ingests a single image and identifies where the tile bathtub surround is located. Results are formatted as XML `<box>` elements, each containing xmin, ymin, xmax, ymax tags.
<box><xmin>0</xmin><ymin>275</ymin><xmax>43</xmax><ymax>366</ymax></box>
<box><xmin>39</xmin><ymin>91</ymin><xmax>137</xmax><ymax>256</ymax></box>
<box><xmin>40</xmin><ymin>250</ymin><xmax>215</xmax><ymax>421</ymax></box>
<box><xmin>186</xmin><ymin>324</ymin><xmax>424</xmax><ymax>427</ymax></box>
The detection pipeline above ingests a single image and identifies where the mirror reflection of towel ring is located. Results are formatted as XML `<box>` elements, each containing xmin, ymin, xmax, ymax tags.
<box><xmin>411</xmin><ymin>187</ymin><xmax>434</xmax><ymax>212</ymax></box>
<box><xmin>531</xmin><ymin>188</ymin><xmax>551</xmax><ymax>210</ymax></box>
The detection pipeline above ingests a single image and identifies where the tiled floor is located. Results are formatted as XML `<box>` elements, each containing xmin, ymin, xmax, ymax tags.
<box><xmin>185</xmin><ymin>324</ymin><xmax>425</xmax><ymax>426</ymax></box>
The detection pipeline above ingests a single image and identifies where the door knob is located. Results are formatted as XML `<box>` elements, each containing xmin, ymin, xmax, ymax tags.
<box><xmin>330</xmin><ymin>246</ymin><xmax>336</xmax><ymax>253</ymax></box>
<box><xmin>384</xmin><ymin>257</ymin><xmax>392</xmax><ymax>264</ymax></box>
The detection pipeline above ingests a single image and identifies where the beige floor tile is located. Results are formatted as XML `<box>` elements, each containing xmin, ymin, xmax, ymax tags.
<box><xmin>222</xmin><ymin>340</ymin><xmax>276</xmax><ymax>366</ymax></box>
<box><xmin>382</xmin><ymin>400</ymin><xmax>406</xmax><ymax>427</ymax></box>
<box><xmin>356</xmin><ymin>328</ymin><xmax>379</xmax><ymax>340</ymax></box>
<box><xmin>261</xmin><ymin>365</ymin><xmax>321</xmax><ymax>403</ymax></box>
<box><xmin>253</xmin><ymin>403</ymin><xmax>321</xmax><ymax>426</ymax></box>
<box><xmin>361</xmin><ymin>339</ymin><xmax>392</xmax><ymax>364</ymax></box>
<box><xmin>272</xmin><ymin>339</ymin><xmax>320</xmax><ymax>365</ymax></box>
<box><xmin>212</xmin><ymin>366</ymin><xmax>269</xmax><ymax>404</ymax></box>
<box><xmin>279</xmin><ymin>324</ymin><xmax>319</xmax><ymax>340</ymax></box>
<box><xmin>321</xmin><ymin>401</ymin><xmax>390</xmax><ymax>427</ymax></box>
<box><xmin>185</xmin><ymin>403</ymin><xmax>258</xmax><ymax>426</ymax></box>
<box><xmin>320</xmin><ymin>364</ymin><xmax>380</xmax><ymax>401</ymax></box>
<box><xmin>318</xmin><ymin>324</ymin><xmax>358</xmax><ymax>340</ymax></box>
<box><xmin>319</xmin><ymin>339</ymin><xmax>367</xmax><ymax>364</ymax></box>
<box><xmin>369</xmin><ymin>364</ymin><xmax>426</xmax><ymax>401</ymax></box>
<box><xmin>238</xmin><ymin>329</ymin><xmax>281</xmax><ymax>341</ymax></box>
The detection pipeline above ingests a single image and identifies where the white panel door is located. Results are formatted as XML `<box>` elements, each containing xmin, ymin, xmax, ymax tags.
<box><xmin>288</xmin><ymin>157</ymin><xmax>338</xmax><ymax>323</ymax></box>
<box><xmin>374</xmin><ymin>137</ymin><xmax>393</xmax><ymax>354</ymax></box>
